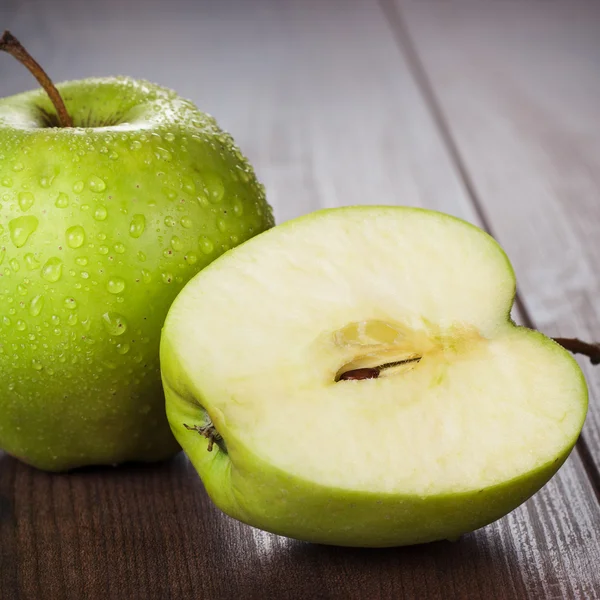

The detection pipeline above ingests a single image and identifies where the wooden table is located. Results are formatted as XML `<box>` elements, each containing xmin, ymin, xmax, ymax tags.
<box><xmin>1</xmin><ymin>1</ymin><xmax>599</xmax><ymax>598</ymax></box>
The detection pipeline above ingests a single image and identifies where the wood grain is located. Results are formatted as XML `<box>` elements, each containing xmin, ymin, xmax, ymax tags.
<box><xmin>1</xmin><ymin>0</ymin><xmax>599</xmax><ymax>598</ymax></box>
<box><xmin>394</xmin><ymin>0</ymin><xmax>600</xmax><ymax>478</ymax></box>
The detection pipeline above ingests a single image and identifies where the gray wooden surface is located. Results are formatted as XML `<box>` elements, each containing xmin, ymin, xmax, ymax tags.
<box><xmin>1</xmin><ymin>0</ymin><xmax>599</xmax><ymax>598</ymax></box>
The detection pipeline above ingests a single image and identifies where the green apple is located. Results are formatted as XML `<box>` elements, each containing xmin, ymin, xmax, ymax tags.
<box><xmin>0</xmin><ymin>76</ymin><xmax>274</xmax><ymax>471</ymax></box>
<box><xmin>161</xmin><ymin>206</ymin><xmax>587</xmax><ymax>547</ymax></box>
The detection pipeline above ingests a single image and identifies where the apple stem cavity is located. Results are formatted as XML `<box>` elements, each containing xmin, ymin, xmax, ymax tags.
<box><xmin>184</xmin><ymin>422</ymin><xmax>224</xmax><ymax>453</ymax></box>
<box><xmin>553</xmin><ymin>337</ymin><xmax>600</xmax><ymax>366</ymax></box>
<box><xmin>0</xmin><ymin>30</ymin><xmax>73</xmax><ymax>128</ymax></box>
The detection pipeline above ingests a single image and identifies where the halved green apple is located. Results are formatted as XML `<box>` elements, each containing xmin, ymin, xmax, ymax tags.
<box><xmin>160</xmin><ymin>207</ymin><xmax>587</xmax><ymax>547</ymax></box>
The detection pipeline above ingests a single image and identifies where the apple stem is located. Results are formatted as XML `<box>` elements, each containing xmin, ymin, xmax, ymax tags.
<box><xmin>553</xmin><ymin>337</ymin><xmax>600</xmax><ymax>366</ymax></box>
<box><xmin>184</xmin><ymin>422</ymin><xmax>223</xmax><ymax>452</ymax></box>
<box><xmin>0</xmin><ymin>30</ymin><xmax>73</xmax><ymax>128</ymax></box>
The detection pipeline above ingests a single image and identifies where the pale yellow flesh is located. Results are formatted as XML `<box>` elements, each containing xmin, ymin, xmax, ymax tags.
<box><xmin>164</xmin><ymin>207</ymin><xmax>587</xmax><ymax>496</ymax></box>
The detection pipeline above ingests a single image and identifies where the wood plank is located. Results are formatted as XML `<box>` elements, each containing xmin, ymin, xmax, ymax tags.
<box><xmin>394</xmin><ymin>0</ymin><xmax>600</xmax><ymax>475</ymax></box>
<box><xmin>1</xmin><ymin>0</ymin><xmax>599</xmax><ymax>598</ymax></box>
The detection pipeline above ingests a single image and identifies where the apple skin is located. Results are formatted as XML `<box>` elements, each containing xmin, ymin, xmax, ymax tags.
<box><xmin>0</xmin><ymin>77</ymin><xmax>274</xmax><ymax>471</ymax></box>
<box><xmin>162</xmin><ymin>332</ymin><xmax>577</xmax><ymax>547</ymax></box>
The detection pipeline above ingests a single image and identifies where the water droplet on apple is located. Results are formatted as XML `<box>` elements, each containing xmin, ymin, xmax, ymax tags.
<box><xmin>24</xmin><ymin>253</ymin><xmax>40</xmax><ymax>270</ymax></box>
<box><xmin>186</xmin><ymin>252</ymin><xmax>198</xmax><ymax>265</ymax></box>
<box><xmin>114</xmin><ymin>243</ymin><xmax>125</xmax><ymax>254</ymax></box>
<box><xmin>29</xmin><ymin>295</ymin><xmax>44</xmax><ymax>316</ymax></box>
<box><xmin>80</xmin><ymin>271</ymin><xmax>89</xmax><ymax>279</ymax></box>
<box><xmin>88</xmin><ymin>176</ymin><xmax>106</xmax><ymax>192</ymax></box>
<box><xmin>67</xmin><ymin>313</ymin><xmax>78</xmax><ymax>326</ymax></box>
<box><xmin>66</xmin><ymin>225</ymin><xmax>86</xmax><ymax>249</ymax></box>
<box><xmin>1</xmin><ymin>177</ymin><xmax>13</xmax><ymax>187</ymax></box>
<box><xmin>129</xmin><ymin>214</ymin><xmax>146</xmax><ymax>238</ymax></box>
<box><xmin>55</xmin><ymin>193</ymin><xmax>69</xmax><ymax>208</ymax></box>
<box><xmin>0</xmin><ymin>248</ymin><xmax>4</xmax><ymax>265</ymax></box>
<box><xmin>9</xmin><ymin>216</ymin><xmax>39</xmax><ymax>248</ymax></box>
<box><xmin>137</xmin><ymin>251</ymin><xmax>146</xmax><ymax>262</ymax></box>
<box><xmin>199</xmin><ymin>237</ymin><xmax>214</xmax><ymax>254</ymax></box>
<box><xmin>130</xmin><ymin>140</ymin><xmax>142</xmax><ymax>150</ymax></box>
<box><xmin>12</xmin><ymin>162</ymin><xmax>24</xmax><ymax>172</ymax></box>
<box><xmin>116</xmin><ymin>343</ymin><xmax>130</xmax><ymax>355</ymax></box>
<box><xmin>197</xmin><ymin>193</ymin><xmax>209</xmax><ymax>207</ymax></box>
<box><xmin>94</xmin><ymin>205</ymin><xmax>108</xmax><ymax>221</ymax></box>
<box><xmin>31</xmin><ymin>358</ymin><xmax>43</xmax><ymax>371</ymax></box>
<box><xmin>73</xmin><ymin>181</ymin><xmax>84</xmax><ymax>193</ymax></box>
<box><xmin>164</xmin><ymin>132</ymin><xmax>175</xmax><ymax>142</ymax></box>
<box><xmin>233</xmin><ymin>200</ymin><xmax>244</xmax><ymax>216</ymax></box>
<box><xmin>204</xmin><ymin>172</ymin><xmax>224</xmax><ymax>203</ymax></box>
<box><xmin>180</xmin><ymin>216</ymin><xmax>193</xmax><ymax>229</ymax></box>
<box><xmin>164</xmin><ymin>216</ymin><xmax>175</xmax><ymax>227</ymax></box>
<box><xmin>170</xmin><ymin>236</ymin><xmax>183</xmax><ymax>251</ymax></box>
<box><xmin>141</xmin><ymin>269</ymin><xmax>151</xmax><ymax>283</ymax></box>
<box><xmin>161</xmin><ymin>272</ymin><xmax>173</xmax><ymax>284</ymax></box>
<box><xmin>9</xmin><ymin>258</ymin><xmax>20</xmax><ymax>272</ymax></box>
<box><xmin>16</xmin><ymin>319</ymin><xmax>26</xmax><ymax>331</ymax></box>
<box><xmin>41</xmin><ymin>257</ymin><xmax>63</xmax><ymax>282</ymax></box>
<box><xmin>217</xmin><ymin>218</ymin><xmax>227</xmax><ymax>232</ymax></box>
<box><xmin>99</xmin><ymin>245</ymin><xmax>109</xmax><ymax>255</ymax></box>
<box><xmin>64</xmin><ymin>297</ymin><xmax>77</xmax><ymax>310</ymax></box>
<box><xmin>75</xmin><ymin>256</ymin><xmax>88</xmax><ymax>266</ymax></box>
<box><xmin>155</xmin><ymin>147</ymin><xmax>172</xmax><ymax>162</ymax></box>
<box><xmin>107</xmin><ymin>277</ymin><xmax>125</xmax><ymax>294</ymax></box>
<box><xmin>109</xmin><ymin>151</ymin><xmax>119</xmax><ymax>160</ymax></box>
<box><xmin>18</xmin><ymin>191</ymin><xmax>34</xmax><ymax>212</ymax></box>
<box><xmin>102</xmin><ymin>311</ymin><xmax>128</xmax><ymax>336</ymax></box>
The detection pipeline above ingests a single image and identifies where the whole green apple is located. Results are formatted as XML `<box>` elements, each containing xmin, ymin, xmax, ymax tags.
<box><xmin>0</xmin><ymin>74</ymin><xmax>274</xmax><ymax>471</ymax></box>
<box><xmin>161</xmin><ymin>207</ymin><xmax>587</xmax><ymax>547</ymax></box>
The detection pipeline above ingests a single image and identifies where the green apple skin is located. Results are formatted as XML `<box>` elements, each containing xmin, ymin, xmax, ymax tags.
<box><xmin>0</xmin><ymin>77</ymin><xmax>274</xmax><ymax>471</ymax></box>
<box><xmin>161</xmin><ymin>207</ymin><xmax>587</xmax><ymax>547</ymax></box>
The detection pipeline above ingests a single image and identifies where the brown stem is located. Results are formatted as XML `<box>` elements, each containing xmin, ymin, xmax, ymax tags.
<box><xmin>0</xmin><ymin>30</ymin><xmax>72</xmax><ymax>127</ymax></box>
<box><xmin>553</xmin><ymin>338</ymin><xmax>600</xmax><ymax>366</ymax></box>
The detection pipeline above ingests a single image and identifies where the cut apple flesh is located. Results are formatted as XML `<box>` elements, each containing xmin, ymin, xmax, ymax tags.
<box><xmin>161</xmin><ymin>207</ymin><xmax>587</xmax><ymax>545</ymax></box>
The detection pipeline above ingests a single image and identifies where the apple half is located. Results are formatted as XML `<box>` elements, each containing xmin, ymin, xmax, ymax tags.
<box><xmin>161</xmin><ymin>207</ymin><xmax>587</xmax><ymax>547</ymax></box>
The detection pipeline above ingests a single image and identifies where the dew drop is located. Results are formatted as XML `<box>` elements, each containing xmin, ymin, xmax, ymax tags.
<box><xmin>75</xmin><ymin>256</ymin><xmax>88</xmax><ymax>266</ymax></box>
<box><xmin>66</xmin><ymin>225</ymin><xmax>86</xmax><ymax>249</ymax></box>
<box><xmin>31</xmin><ymin>358</ymin><xmax>43</xmax><ymax>371</ymax></box>
<box><xmin>16</xmin><ymin>319</ymin><xmax>26</xmax><ymax>331</ymax></box>
<box><xmin>130</xmin><ymin>140</ymin><xmax>142</xmax><ymax>150</ymax></box>
<box><xmin>29</xmin><ymin>294</ymin><xmax>44</xmax><ymax>316</ymax></box>
<box><xmin>12</xmin><ymin>162</ymin><xmax>24</xmax><ymax>172</ymax></box>
<box><xmin>94</xmin><ymin>205</ymin><xmax>108</xmax><ymax>221</ymax></box>
<box><xmin>217</xmin><ymin>218</ymin><xmax>228</xmax><ymax>232</ymax></box>
<box><xmin>204</xmin><ymin>172</ymin><xmax>225</xmax><ymax>203</ymax></box>
<box><xmin>233</xmin><ymin>200</ymin><xmax>244</xmax><ymax>216</ymax></box>
<box><xmin>107</xmin><ymin>277</ymin><xmax>126</xmax><ymax>294</ymax></box>
<box><xmin>114</xmin><ymin>243</ymin><xmax>125</xmax><ymax>254</ymax></box>
<box><xmin>129</xmin><ymin>214</ymin><xmax>146</xmax><ymax>238</ymax></box>
<box><xmin>180</xmin><ymin>216</ymin><xmax>193</xmax><ymax>229</ymax></box>
<box><xmin>162</xmin><ymin>272</ymin><xmax>173</xmax><ymax>284</ymax></box>
<box><xmin>102</xmin><ymin>311</ymin><xmax>128</xmax><ymax>336</ymax></box>
<box><xmin>199</xmin><ymin>236</ymin><xmax>214</xmax><ymax>254</ymax></box>
<box><xmin>9</xmin><ymin>215</ymin><xmax>39</xmax><ymax>248</ymax></box>
<box><xmin>164</xmin><ymin>132</ymin><xmax>175</xmax><ymax>142</ymax></box>
<box><xmin>41</xmin><ymin>257</ymin><xmax>63</xmax><ymax>282</ymax></box>
<box><xmin>67</xmin><ymin>313</ymin><xmax>78</xmax><ymax>326</ymax></box>
<box><xmin>170</xmin><ymin>236</ymin><xmax>184</xmax><ymax>251</ymax></box>
<box><xmin>1</xmin><ymin>177</ymin><xmax>13</xmax><ymax>187</ymax></box>
<box><xmin>98</xmin><ymin>245</ymin><xmax>109</xmax><ymax>255</ymax></box>
<box><xmin>116</xmin><ymin>343</ymin><xmax>130</xmax><ymax>355</ymax></box>
<box><xmin>18</xmin><ymin>191</ymin><xmax>34</xmax><ymax>212</ymax></box>
<box><xmin>164</xmin><ymin>216</ymin><xmax>175</xmax><ymax>227</ymax></box>
<box><xmin>64</xmin><ymin>297</ymin><xmax>77</xmax><ymax>310</ymax></box>
<box><xmin>24</xmin><ymin>253</ymin><xmax>40</xmax><ymax>270</ymax></box>
<box><xmin>109</xmin><ymin>151</ymin><xmax>119</xmax><ymax>160</ymax></box>
<box><xmin>141</xmin><ymin>269</ymin><xmax>151</xmax><ymax>283</ymax></box>
<box><xmin>137</xmin><ymin>251</ymin><xmax>147</xmax><ymax>262</ymax></box>
<box><xmin>186</xmin><ymin>252</ymin><xmax>198</xmax><ymax>265</ymax></box>
<box><xmin>73</xmin><ymin>181</ymin><xmax>84</xmax><ymax>193</ymax></box>
<box><xmin>9</xmin><ymin>258</ymin><xmax>19</xmax><ymax>272</ymax></box>
<box><xmin>55</xmin><ymin>192</ymin><xmax>69</xmax><ymax>208</ymax></box>
<box><xmin>155</xmin><ymin>147</ymin><xmax>172</xmax><ymax>162</ymax></box>
<box><xmin>88</xmin><ymin>176</ymin><xmax>106</xmax><ymax>192</ymax></box>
